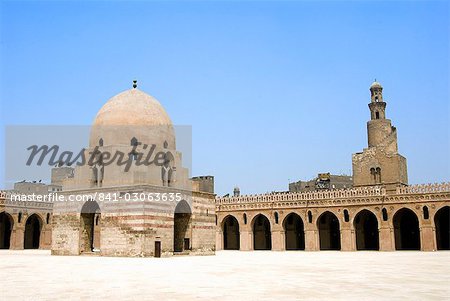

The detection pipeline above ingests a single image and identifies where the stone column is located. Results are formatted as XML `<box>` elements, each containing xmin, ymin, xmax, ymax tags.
<box><xmin>379</xmin><ymin>226</ymin><xmax>394</xmax><ymax>251</ymax></box>
<box><xmin>240</xmin><ymin>231</ymin><xmax>252</xmax><ymax>251</ymax></box>
<box><xmin>12</xmin><ymin>227</ymin><xmax>24</xmax><ymax>250</ymax></box>
<box><xmin>420</xmin><ymin>225</ymin><xmax>435</xmax><ymax>251</ymax></box>
<box><xmin>340</xmin><ymin>227</ymin><xmax>354</xmax><ymax>251</ymax></box>
<box><xmin>305</xmin><ymin>229</ymin><xmax>318</xmax><ymax>251</ymax></box>
<box><xmin>271</xmin><ymin>230</ymin><xmax>284</xmax><ymax>251</ymax></box>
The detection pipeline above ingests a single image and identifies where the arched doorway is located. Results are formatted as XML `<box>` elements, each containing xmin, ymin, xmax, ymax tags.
<box><xmin>435</xmin><ymin>206</ymin><xmax>450</xmax><ymax>250</ymax></box>
<box><xmin>393</xmin><ymin>208</ymin><xmax>420</xmax><ymax>250</ymax></box>
<box><xmin>283</xmin><ymin>213</ymin><xmax>305</xmax><ymax>250</ymax></box>
<box><xmin>253</xmin><ymin>214</ymin><xmax>271</xmax><ymax>250</ymax></box>
<box><xmin>0</xmin><ymin>212</ymin><xmax>13</xmax><ymax>249</ymax></box>
<box><xmin>24</xmin><ymin>214</ymin><xmax>42</xmax><ymax>249</ymax></box>
<box><xmin>354</xmin><ymin>210</ymin><xmax>379</xmax><ymax>250</ymax></box>
<box><xmin>222</xmin><ymin>215</ymin><xmax>240</xmax><ymax>250</ymax></box>
<box><xmin>318</xmin><ymin>211</ymin><xmax>341</xmax><ymax>250</ymax></box>
<box><xmin>80</xmin><ymin>201</ymin><xmax>101</xmax><ymax>252</ymax></box>
<box><xmin>174</xmin><ymin>200</ymin><xmax>192</xmax><ymax>252</ymax></box>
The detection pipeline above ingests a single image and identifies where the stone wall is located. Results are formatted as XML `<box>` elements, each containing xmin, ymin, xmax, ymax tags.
<box><xmin>215</xmin><ymin>183</ymin><xmax>450</xmax><ymax>251</ymax></box>
<box><xmin>0</xmin><ymin>191</ymin><xmax>53</xmax><ymax>250</ymax></box>
<box><xmin>49</xmin><ymin>185</ymin><xmax>216</xmax><ymax>257</ymax></box>
<box><xmin>51</xmin><ymin>213</ymin><xmax>79</xmax><ymax>255</ymax></box>
<box><xmin>191</xmin><ymin>193</ymin><xmax>216</xmax><ymax>254</ymax></box>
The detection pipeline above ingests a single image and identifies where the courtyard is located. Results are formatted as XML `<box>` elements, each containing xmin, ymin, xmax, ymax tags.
<box><xmin>1</xmin><ymin>250</ymin><xmax>449</xmax><ymax>300</ymax></box>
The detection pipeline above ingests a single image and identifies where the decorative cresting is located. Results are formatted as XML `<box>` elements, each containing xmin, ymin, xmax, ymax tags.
<box><xmin>216</xmin><ymin>186</ymin><xmax>386</xmax><ymax>205</ymax></box>
<box><xmin>0</xmin><ymin>190</ymin><xmax>54</xmax><ymax>199</ymax></box>
<box><xmin>0</xmin><ymin>190</ymin><xmax>54</xmax><ymax>211</ymax></box>
<box><xmin>396</xmin><ymin>182</ymin><xmax>450</xmax><ymax>194</ymax></box>
<box><xmin>1</xmin><ymin>190</ymin><xmax>22</xmax><ymax>205</ymax></box>
<box><xmin>216</xmin><ymin>183</ymin><xmax>450</xmax><ymax>212</ymax></box>
<box><xmin>0</xmin><ymin>190</ymin><xmax>20</xmax><ymax>198</ymax></box>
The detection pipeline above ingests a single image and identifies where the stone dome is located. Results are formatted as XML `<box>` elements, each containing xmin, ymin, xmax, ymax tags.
<box><xmin>93</xmin><ymin>88</ymin><xmax>172</xmax><ymax>127</ymax></box>
<box><xmin>89</xmin><ymin>87</ymin><xmax>175</xmax><ymax>148</ymax></box>
<box><xmin>370</xmin><ymin>81</ymin><xmax>382</xmax><ymax>89</ymax></box>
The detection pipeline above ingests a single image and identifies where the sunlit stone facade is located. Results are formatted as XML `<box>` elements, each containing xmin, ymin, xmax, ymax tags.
<box><xmin>215</xmin><ymin>82</ymin><xmax>449</xmax><ymax>252</ymax></box>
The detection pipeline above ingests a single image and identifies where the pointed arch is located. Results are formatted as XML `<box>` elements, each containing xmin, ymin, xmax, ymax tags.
<box><xmin>354</xmin><ymin>209</ymin><xmax>379</xmax><ymax>250</ymax></box>
<box><xmin>317</xmin><ymin>211</ymin><xmax>341</xmax><ymax>250</ymax></box>
<box><xmin>24</xmin><ymin>214</ymin><xmax>42</xmax><ymax>249</ymax></box>
<box><xmin>252</xmin><ymin>214</ymin><xmax>271</xmax><ymax>250</ymax></box>
<box><xmin>162</xmin><ymin>151</ymin><xmax>175</xmax><ymax>187</ymax></box>
<box><xmin>283</xmin><ymin>213</ymin><xmax>305</xmax><ymax>250</ymax></box>
<box><xmin>423</xmin><ymin>206</ymin><xmax>429</xmax><ymax>220</ymax></box>
<box><xmin>80</xmin><ymin>201</ymin><xmax>101</xmax><ymax>252</ymax></box>
<box><xmin>174</xmin><ymin>200</ymin><xmax>192</xmax><ymax>252</ymax></box>
<box><xmin>382</xmin><ymin>208</ymin><xmax>388</xmax><ymax>221</ymax></box>
<box><xmin>0</xmin><ymin>212</ymin><xmax>13</xmax><ymax>249</ymax></box>
<box><xmin>393</xmin><ymin>208</ymin><xmax>420</xmax><ymax>250</ymax></box>
<box><xmin>222</xmin><ymin>215</ymin><xmax>240</xmax><ymax>250</ymax></box>
<box><xmin>434</xmin><ymin>206</ymin><xmax>450</xmax><ymax>250</ymax></box>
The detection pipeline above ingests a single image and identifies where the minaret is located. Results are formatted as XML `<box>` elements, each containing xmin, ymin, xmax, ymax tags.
<box><xmin>366</xmin><ymin>81</ymin><xmax>398</xmax><ymax>153</ymax></box>
<box><xmin>352</xmin><ymin>81</ymin><xmax>408</xmax><ymax>192</ymax></box>
<box><xmin>369</xmin><ymin>80</ymin><xmax>386</xmax><ymax>119</ymax></box>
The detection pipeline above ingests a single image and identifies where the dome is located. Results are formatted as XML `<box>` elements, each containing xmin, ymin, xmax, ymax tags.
<box><xmin>93</xmin><ymin>88</ymin><xmax>172</xmax><ymax>127</ymax></box>
<box><xmin>89</xmin><ymin>87</ymin><xmax>175</xmax><ymax>148</ymax></box>
<box><xmin>370</xmin><ymin>81</ymin><xmax>382</xmax><ymax>89</ymax></box>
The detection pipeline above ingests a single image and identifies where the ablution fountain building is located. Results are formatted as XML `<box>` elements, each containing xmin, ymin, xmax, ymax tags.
<box><xmin>1</xmin><ymin>81</ymin><xmax>449</xmax><ymax>255</ymax></box>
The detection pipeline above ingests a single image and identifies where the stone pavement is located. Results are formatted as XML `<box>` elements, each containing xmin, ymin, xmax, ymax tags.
<box><xmin>1</xmin><ymin>250</ymin><xmax>449</xmax><ymax>300</ymax></box>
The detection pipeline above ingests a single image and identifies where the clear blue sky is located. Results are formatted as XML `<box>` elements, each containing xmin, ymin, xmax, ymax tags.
<box><xmin>1</xmin><ymin>0</ymin><xmax>449</xmax><ymax>195</ymax></box>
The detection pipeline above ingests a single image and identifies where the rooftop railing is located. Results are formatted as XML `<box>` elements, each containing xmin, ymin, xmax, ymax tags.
<box><xmin>216</xmin><ymin>186</ymin><xmax>385</xmax><ymax>204</ymax></box>
<box><xmin>396</xmin><ymin>182</ymin><xmax>450</xmax><ymax>194</ymax></box>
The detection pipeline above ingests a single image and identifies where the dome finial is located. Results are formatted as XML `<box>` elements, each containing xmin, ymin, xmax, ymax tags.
<box><xmin>133</xmin><ymin>80</ymin><xmax>137</xmax><ymax>89</ymax></box>
<box><xmin>370</xmin><ymin>79</ymin><xmax>382</xmax><ymax>89</ymax></box>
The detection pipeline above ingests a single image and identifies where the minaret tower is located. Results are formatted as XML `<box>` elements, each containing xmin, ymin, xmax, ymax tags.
<box><xmin>352</xmin><ymin>81</ymin><xmax>408</xmax><ymax>192</ymax></box>
<box><xmin>366</xmin><ymin>81</ymin><xmax>397</xmax><ymax>153</ymax></box>
<box><xmin>369</xmin><ymin>80</ymin><xmax>386</xmax><ymax>119</ymax></box>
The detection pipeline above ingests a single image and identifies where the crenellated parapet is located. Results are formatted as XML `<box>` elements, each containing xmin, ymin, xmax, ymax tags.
<box><xmin>216</xmin><ymin>187</ymin><xmax>389</xmax><ymax>211</ymax></box>
<box><xmin>216</xmin><ymin>186</ymin><xmax>385</xmax><ymax>205</ymax></box>
<box><xmin>396</xmin><ymin>182</ymin><xmax>450</xmax><ymax>194</ymax></box>
<box><xmin>216</xmin><ymin>183</ymin><xmax>450</xmax><ymax>211</ymax></box>
<box><xmin>0</xmin><ymin>190</ymin><xmax>54</xmax><ymax>210</ymax></box>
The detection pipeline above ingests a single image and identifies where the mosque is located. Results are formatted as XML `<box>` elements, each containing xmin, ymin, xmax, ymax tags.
<box><xmin>1</xmin><ymin>81</ymin><xmax>215</xmax><ymax>257</ymax></box>
<box><xmin>0</xmin><ymin>81</ymin><xmax>449</xmax><ymax>255</ymax></box>
<box><xmin>216</xmin><ymin>81</ymin><xmax>449</xmax><ymax>252</ymax></box>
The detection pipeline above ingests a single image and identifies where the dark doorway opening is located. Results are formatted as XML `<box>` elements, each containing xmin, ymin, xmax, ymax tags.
<box><xmin>0</xmin><ymin>212</ymin><xmax>13</xmax><ymax>249</ymax></box>
<box><xmin>174</xmin><ymin>200</ymin><xmax>192</xmax><ymax>252</ymax></box>
<box><xmin>155</xmin><ymin>241</ymin><xmax>161</xmax><ymax>258</ymax></box>
<box><xmin>223</xmin><ymin>215</ymin><xmax>240</xmax><ymax>250</ymax></box>
<box><xmin>24</xmin><ymin>214</ymin><xmax>42</xmax><ymax>249</ymax></box>
<box><xmin>393</xmin><ymin>208</ymin><xmax>420</xmax><ymax>250</ymax></box>
<box><xmin>318</xmin><ymin>211</ymin><xmax>341</xmax><ymax>250</ymax></box>
<box><xmin>80</xmin><ymin>201</ymin><xmax>101</xmax><ymax>252</ymax></box>
<box><xmin>253</xmin><ymin>214</ymin><xmax>271</xmax><ymax>250</ymax></box>
<box><xmin>184</xmin><ymin>238</ymin><xmax>190</xmax><ymax>250</ymax></box>
<box><xmin>354</xmin><ymin>210</ymin><xmax>379</xmax><ymax>250</ymax></box>
<box><xmin>283</xmin><ymin>213</ymin><xmax>305</xmax><ymax>250</ymax></box>
<box><xmin>435</xmin><ymin>206</ymin><xmax>450</xmax><ymax>250</ymax></box>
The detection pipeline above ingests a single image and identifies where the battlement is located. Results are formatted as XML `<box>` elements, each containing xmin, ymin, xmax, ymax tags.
<box><xmin>216</xmin><ymin>182</ymin><xmax>450</xmax><ymax>206</ymax></box>
<box><xmin>396</xmin><ymin>182</ymin><xmax>450</xmax><ymax>194</ymax></box>
<box><xmin>216</xmin><ymin>186</ymin><xmax>385</xmax><ymax>204</ymax></box>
